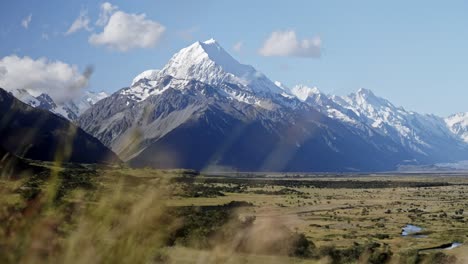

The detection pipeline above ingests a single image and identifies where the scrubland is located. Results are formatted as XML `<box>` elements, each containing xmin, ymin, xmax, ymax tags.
<box><xmin>1</xmin><ymin>163</ymin><xmax>467</xmax><ymax>263</ymax></box>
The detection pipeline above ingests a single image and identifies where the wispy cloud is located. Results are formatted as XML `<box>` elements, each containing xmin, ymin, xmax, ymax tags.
<box><xmin>65</xmin><ymin>10</ymin><xmax>92</xmax><ymax>35</ymax></box>
<box><xmin>259</xmin><ymin>30</ymin><xmax>321</xmax><ymax>58</ymax></box>
<box><xmin>21</xmin><ymin>14</ymin><xmax>32</xmax><ymax>29</ymax></box>
<box><xmin>96</xmin><ymin>2</ymin><xmax>118</xmax><ymax>26</ymax></box>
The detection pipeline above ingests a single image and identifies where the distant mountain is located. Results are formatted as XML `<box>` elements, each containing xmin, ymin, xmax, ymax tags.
<box><xmin>445</xmin><ymin>112</ymin><xmax>468</xmax><ymax>143</ymax></box>
<box><xmin>8</xmin><ymin>88</ymin><xmax>108</xmax><ymax>121</ymax></box>
<box><xmin>0</xmin><ymin>88</ymin><xmax>119</xmax><ymax>164</ymax></box>
<box><xmin>79</xmin><ymin>39</ymin><xmax>416</xmax><ymax>172</ymax></box>
<box><xmin>286</xmin><ymin>86</ymin><xmax>468</xmax><ymax>164</ymax></box>
<box><xmin>10</xmin><ymin>89</ymin><xmax>40</xmax><ymax>107</ymax></box>
<box><xmin>333</xmin><ymin>89</ymin><xmax>467</xmax><ymax>161</ymax></box>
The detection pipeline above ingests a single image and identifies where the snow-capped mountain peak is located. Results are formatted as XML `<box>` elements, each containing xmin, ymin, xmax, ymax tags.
<box><xmin>132</xmin><ymin>69</ymin><xmax>160</xmax><ymax>86</ymax></box>
<box><xmin>445</xmin><ymin>112</ymin><xmax>468</xmax><ymax>143</ymax></box>
<box><xmin>352</xmin><ymin>88</ymin><xmax>377</xmax><ymax>102</ymax></box>
<box><xmin>340</xmin><ymin>89</ymin><xmax>404</xmax><ymax>128</ymax></box>
<box><xmin>51</xmin><ymin>90</ymin><xmax>109</xmax><ymax>120</ymax></box>
<box><xmin>345</xmin><ymin>88</ymin><xmax>395</xmax><ymax>111</ymax></box>
<box><xmin>289</xmin><ymin>84</ymin><xmax>321</xmax><ymax>102</ymax></box>
<box><xmin>159</xmin><ymin>39</ymin><xmax>283</xmax><ymax>94</ymax></box>
<box><xmin>356</xmin><ymin>88</ymin><xmax>374</xmax><ymax>97</ymax></box>
<box><xmin>9</xmin><ymin>88</ymin><xmax>40</xmax><ymax>107</ymax></box>
<box><xmin>162</xmin><ymin>39</ymin><xmax>242</xmax><ymax>77</ymax></box>
<box><xmin>203</xmin><ymin>38</ymin><xmax>217</xmax><ymax>45</ymax></box>
<box><xmin>84</xmin><ymin>91</ymin><xmax>109</xmax><ymax>104</ymax></box>
<box><xmin>122</xmin><ymin>39</ymin><xmax>286</xmax><ymax>103</ymax></box>
<box><xmin>7</xmin><ymin>87</ymin><xmax>108</xmax><ymax>121</ymax></box>
<box><xmin>324</xmin><ymin>88</ymin><xmax>466</xmax><ymax>157</ymax></box>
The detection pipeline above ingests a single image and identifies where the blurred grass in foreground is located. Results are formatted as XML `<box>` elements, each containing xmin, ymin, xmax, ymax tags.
<box><xmin>0</xmin><ymin>161</ymin><xmax>465</xmax><ymax>264</ymax></box>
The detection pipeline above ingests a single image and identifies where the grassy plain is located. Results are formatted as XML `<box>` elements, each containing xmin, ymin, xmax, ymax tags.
<box><xmin>0</xmin><ymin>162</ymin><xmax>467</xmax><ymax>263</ymax></box>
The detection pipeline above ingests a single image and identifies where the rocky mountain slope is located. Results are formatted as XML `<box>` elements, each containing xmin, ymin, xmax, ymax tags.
<box><xmin>0</xmin><ymin>88</ymin><xmax>119</xmax><ymax>164</ymax></box>
<box><xmin>284</xmin><ymin>85</ymin><xmax>468</xmax><ymax>164</ymax></box>
<box><xmin>446</xmin><ymin>112</ymin><xmax>468</xmax><ymax>143</ymax></box>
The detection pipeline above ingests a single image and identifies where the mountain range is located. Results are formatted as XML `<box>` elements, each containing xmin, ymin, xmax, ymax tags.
<box><xmin>4</xmin><ymin>39</ymin><xmax>468</xmax><ymax>171</ymax></box>
<box><xmin>8</xmin><ymin>88</ymin><xmax>108</xmax><ymax>121</ymax></box>
<box><xmin>280</xmin><ymin>84</ymin><xmax>468</xmax><ymax>164</ymax></box>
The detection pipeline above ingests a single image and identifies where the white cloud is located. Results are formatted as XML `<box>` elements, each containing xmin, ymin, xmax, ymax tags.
<box><xmin>65</xmin><ymin>10</ymin><xmax>92</xmax><ymax>35</ymax></box>
<box><xmin>89</xmin><ymin>11</ymin><xmax>165</xmax><ymax>51</ymax></box>
<box><xmin>259</xmin><ymin>30</ymin><xmax>321</xmax><ymax>58</ymax></box>
<box><xmin>233</xmin><ymin>41</ymin><xmax>243</xmax><ymax>53</ymax></box>
<box><xmin>21</xmin><ymin>14</ymin><xmax>32</xmax><ymax>29</ymax></box>
<box><xmin>0</xmin><ymin>55</ymin><xmax>92</xmax><ymax>102</ymax></box>
<box><xmin>41</xmin><ymin>33</ymin><xmax>49</xmax><ymax>40</ymax></box>
<box><xmin>96</xmin><ymin>2</ymin><xmax>118</xmax><ymax>26</ymax></box>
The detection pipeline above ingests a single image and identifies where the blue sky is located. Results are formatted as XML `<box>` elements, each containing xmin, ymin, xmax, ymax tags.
<box><xmin>1</xmin><ymin>0</ymin><xmax>467</xmax><ymax>116</ymax></box>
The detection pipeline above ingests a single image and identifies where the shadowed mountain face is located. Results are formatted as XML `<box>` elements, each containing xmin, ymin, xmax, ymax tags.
<box><xmin>127</xmin><ymin>103</ymin><xmax>407</xmax><ymax>172</ymax></box>
<box><xmin>79</xmin><ymin>76</ymin><xmax>410</xmax><ymax>172</ymax></box>
<box><xmin>0</xmin><ymin>88</ymin><xmax>120</xmax><ymax>164</ymax></box>
<box><xmin>0</xmin><ymin>145</ymin><xmax>25</xmax><ymax>176</ymax></box>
